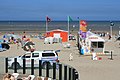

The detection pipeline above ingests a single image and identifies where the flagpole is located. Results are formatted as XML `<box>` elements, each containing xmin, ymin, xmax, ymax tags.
<box><xmin>78</xmin><ymin>17</ymin><xmax>80</xmax><ymax>33</ymax></box>
<box><xmin>46</xmin><ymin>19</ymin><xmax>48</xmax><ymax>32</ymax></box>
<box><xmin>110</xmin><ymin>21</ymin><xmax>114</xmax><ymax>40</ymax></box>
<box><xmin>68</xmin><ymin>16</ymin><xmax>70</xmax><ymax>41</ymax></box>
<box><xmin>46</xmin><ymin>15</ymin><xmax>49</xmax><ymax>32</ymax></box>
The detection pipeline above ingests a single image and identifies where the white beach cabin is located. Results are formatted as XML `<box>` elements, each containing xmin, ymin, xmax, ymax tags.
<box><xmin>79</xmin><ymin>31</ymin><xmax>105</xmax><ymax>55</ymax></box>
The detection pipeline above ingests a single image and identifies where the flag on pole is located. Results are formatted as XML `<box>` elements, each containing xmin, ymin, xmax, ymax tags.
<box><xmin>80</xmin><ymin>20</ymin><xmax>87</xmax><ymax>27</ymax></box>
<box><xmin>46</xmin><ymin>16</ymin><xmax>51</xmax><ymax>32</ymax></box>
<box><xmin>110</xmin><ymin>21</ymin><xmax>114</xmax><ymax>26</ymax></box>
<box><xmin>67</xmin><ymin>16</ymin><xmax>73</xmax><ymax>41</ymax></box>
<box><xmin>80</xmin><ymin>20</ymin><xmax>87</xmax><ymax>32</ymax></box>
<box><xmin>79</xmin><ymin>20</ymin><xmax>87</xmax><ymax>39</ymax></box>
<box><xmin>46</xmin><ymin>16</ymin><xmax>51</xmax><ymax>22</ymax></box>
<box><xmin>68</xmin><ymin>16</ymin><xmax>73</xmax><ymax>22</ymax></box>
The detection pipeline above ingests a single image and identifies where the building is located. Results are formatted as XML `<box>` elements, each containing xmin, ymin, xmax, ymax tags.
<box><xmin>45</xmin><ymin>29</ymin><xmax>68</xmax><ymax>42</ymax></box>
<box><xmin>78</xmin><ymin>31</ymin><xmax>105</xmax><ymax>55</ymax></box>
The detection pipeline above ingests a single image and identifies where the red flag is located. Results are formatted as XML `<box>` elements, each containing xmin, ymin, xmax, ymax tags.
<box><xmin>80</xmin><ymin>20</ymin><xmax>87</xmax><ymax>32</ymax></box>
<box><xmin>80</xmin><ymin>20</ymin><xmax>87</xmax><ymax>27</ymax></box>
<box><xmin>46</xmin><ymin>16</ymin><xmax>51</xmax><ymax>22</ymax></box>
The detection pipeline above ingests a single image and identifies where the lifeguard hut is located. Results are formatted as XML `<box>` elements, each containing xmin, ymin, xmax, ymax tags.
<box><xmin>78</xmin><ymin>31</ymin><xmax>105</xmax><ymax>55</ymax></box>
<box><xmin>45</xmin><ymin>29</ymin><xmax>68</xmax><ymax>42</ymax></box>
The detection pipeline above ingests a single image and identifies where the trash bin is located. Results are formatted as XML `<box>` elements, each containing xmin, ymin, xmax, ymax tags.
<box><xmin>80</xmin><ymin>49</ymin><xmax>84</xmax><ymax>55</ymax></box>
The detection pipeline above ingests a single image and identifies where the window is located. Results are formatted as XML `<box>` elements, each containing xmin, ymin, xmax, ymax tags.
<box><xmin>42</xmin><ymin>53</ymin><xmax>55</xmax><ymax>57</ymax></box>
<box><xmin>98</xmin><ymin>42</ymin><xmax>104</xmax><ymax>48</ymax></box>
<box><xmin>91</xmin><ymin>42</ymin><xmax>97</xmax><ymax>48</ymax></box>
<box><xmin>32</xmin><ymin>53</ymin><xmax>39</xmax><ymax>57</ymax></box>
<box><xmin>22</xmin><ymin>54</ymin><xmax>31</xmax><ymax>58</ymax></box>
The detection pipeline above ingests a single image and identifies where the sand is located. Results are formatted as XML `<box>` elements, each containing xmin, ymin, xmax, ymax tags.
<box><xmin>0</xmin><ymin>33</ymin><xmax>120</xmax><ymax>80</ymax></box>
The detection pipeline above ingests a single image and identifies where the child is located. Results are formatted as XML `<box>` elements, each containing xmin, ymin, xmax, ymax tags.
<box><xmin>69</xmin><ymin>53</ymin><xmax>73</xmax><ymax>61</ymax></box>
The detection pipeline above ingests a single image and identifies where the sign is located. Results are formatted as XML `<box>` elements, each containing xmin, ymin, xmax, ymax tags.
<box><xmin>89</xmin><ymin>37</ymin><xmax>98</xmax><ymax>39</ymax></box>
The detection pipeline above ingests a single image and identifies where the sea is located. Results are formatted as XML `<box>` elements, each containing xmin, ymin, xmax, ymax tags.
<box><xmin>0</xmin><ymin>21</ymin><xmax>120</xmax><ymax>34</ymax></box>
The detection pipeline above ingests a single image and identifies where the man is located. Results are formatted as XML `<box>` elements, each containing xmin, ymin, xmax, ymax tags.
<box><xmin>3</xmin><ymin>73</ymin><xmax>15</xmax><ymax>80</ymax></box>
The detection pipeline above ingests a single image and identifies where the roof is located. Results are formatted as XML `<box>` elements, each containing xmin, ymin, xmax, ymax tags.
<box><xmin>86</xmin><ymin>31</ymin><xmax>105</xmax><ymax>42</ymax></box>
<box><xmin>47</xmin><ymin>29</ymin><xmax>68</xmax><ymax>32</ymax></box>
<box><xmin>88</xmin><ymin>35</ymin><xmax>105</xmax><ymax>42</ymax></box>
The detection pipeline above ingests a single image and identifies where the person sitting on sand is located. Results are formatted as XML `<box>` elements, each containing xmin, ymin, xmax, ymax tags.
<box><xmin>35</xmin><ymin>76</ymin><xmax>42</xmax><ymax>80</ymax></box>
<box><xmin>3</xmin><ymin>73</ymin><xmax>15</xmax><ymax>80</ymax></box>
<box><xmin>108</xmin><ymin>34</ymin><xmax>111</xmax><ymax>40</ymax></box>
<box><xmin>44</xmin><ymin>77</ymin><xmax>48</xmax><ymax>80</ymax></box>
<box><xmin>16</xmin><ymin>40</ymin><xmax>20</xmax><ymax>49</ymax></box>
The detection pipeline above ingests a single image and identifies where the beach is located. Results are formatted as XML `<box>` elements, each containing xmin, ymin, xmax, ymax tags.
<box><xmin>0</xmin><ymin>32</ymin><xmax>120</xmax><ymax>80</ymax></box>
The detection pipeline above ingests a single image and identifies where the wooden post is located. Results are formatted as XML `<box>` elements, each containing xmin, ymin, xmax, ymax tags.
<box><xmin>14</xmin><ymin>58</ymin><xmax>17</xmax><ymax>73</ymax></box>
<box><xmin>5</xmin><ymin>58</ymin><xmax>8</xmax><ymax>73</ymax></box>
<box><xmin>53</xmin><ymin>63</ymin><xmax>56</xmax><ymax>79</ymax></box>
<box><xmin>69</xmin><ymin>68</ymin><xmax>71</xmax><ymax>80</ymax></box>
<box><xmin>39</xmin><ymin>60</ymin><xmax>42</xmax><ymax>76</ymax></box>
<box><xmin>31</xmin><ymin>59</ymin><xmax>34</xmax><ymax>75</ymax></box>
<box><xmin>64</xmin><ymin>65</ymin><xmax>67</xmax><ymax>80</ymax></box>
<box><xmin>110</xmin><ymin>51</ymin><xmax>113</xmax><ymax>60</ymax></box>
<box><xmin>23</xmin><ymin>59</ymin><xmax>26</xmax><ymax>74</ymax></box>
<box><xmin>59</xmin><ymin>64</ymin><xmax>62</xmax><ymax>80</ymax></box>
<box><xmin>46</xmin><ymin>62</ymin><xmax>49</xmax><ymax>77</ymax></box>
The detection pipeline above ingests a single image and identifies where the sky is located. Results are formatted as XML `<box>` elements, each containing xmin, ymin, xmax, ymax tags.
<box><xmin>0</xmin><ymin>0</ymin><xmax>120</xmax><ymax>21</ymax></box>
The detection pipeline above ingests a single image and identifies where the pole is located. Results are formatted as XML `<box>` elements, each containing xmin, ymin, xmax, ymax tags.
<box><xmin>46</xmin><ymin>62</ymin><xmax>49</xmax><ymax>77</ymax></box>
<box><xmin>23</xmin><ymin>59</ymin><xmax>26</xmax><ymax>74</ymax></box>
<box><xmin>53</xmin><ymin>63</ymin><xmax>56</xmax><ymax>79</ymax></box>
<box><xmin>68</xmin><ymin>16</ymin><xmax>70</xmax><ymax>41</ymax></box>
<box><xmin>69</xmin><ymin>68</ymin><xmax>71</xmax><ymax>80</ymax></box>
<box><xmin>72</xmin><ymin>68</ymin><xmax>75</xmax><ymax>80</ymax></box>
<box><xmin>39</xmin><ymin>60</ymin><xmax>42</xmax><ymax>76</ymax></box>
<box><xmin>110</xmin><ymin>25</ymin><xmax>112</xmax><ymax>38</ymax></box>
<box><xmin>110</xmin><ymin>21</ymin><xmax>114</xmax><ymax>39</ymax></box>
<box><xmin>110</xmin><ymin>51</ymin><xmax>113</xmax><ymax>60</ymax></box>
<box><xmin>46</xmin><ymin>19</ymin><xmax>48</xmax><ymax>32</ymax></box>
<box><xmin>14</xmin><ymin>58</ymin><xmax>17</xmax><ymax>73</ymax></box>
<box><xmin>59</xmin><ymin>64</ymin><xmax>62</xmax><ymax>80</ymax></box>
<box><xmin>5</xmin><ymin>58</ymin><xmax>8</xmax><ymax>73</ymax></box>
<box><xmin>64</xmin><ymin>65</ymin><xmax>67</xmax><ymax>80</ymax></box>
<box><xmin>77</xmin><ymin>17</ymin><xmax>80</xmax><ymax>33</ymax></box>
<box><xmin>119</xmin><ymin>27</ymin><xmax>120</xmax><ymax>35</ymax></box>
<box><xmin>31</xmin><ymin>59</ymin><xmax>34</xmax><ymax>75</ymax></box>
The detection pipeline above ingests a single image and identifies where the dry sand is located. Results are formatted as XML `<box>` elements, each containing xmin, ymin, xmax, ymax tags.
<box><xmin>0</xmin><ymin>34</ymin><xmax>120</xmax><ymax>80</ymax></box>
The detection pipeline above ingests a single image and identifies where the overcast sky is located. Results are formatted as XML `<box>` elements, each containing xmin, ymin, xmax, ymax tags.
<box><xmin>0</xmin><ymin>0</ymin><xmax>120</xmax><ymax>21</ymax></box>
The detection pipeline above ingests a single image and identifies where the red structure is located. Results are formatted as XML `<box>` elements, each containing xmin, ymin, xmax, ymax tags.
<box><xmin>45</xmin><ymin>29</ymin><xmax>68</xmax><ymax>42</ymax></box>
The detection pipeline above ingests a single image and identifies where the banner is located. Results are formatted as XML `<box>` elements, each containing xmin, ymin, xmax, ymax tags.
<box><xmin>80</xmin><ymin>20</ymin><xmax>87</xmax><ymax>32</ymax></box>
<box><xmin>79</xmin><ymin>20</ymin><xmax>87</xmax><ymax>39</ymax></box>
<box><xmin>46</xmin><ymin>16</ymin><xmax>51</xmax><ymax>22</ymax></box>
